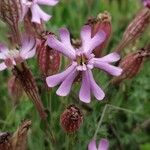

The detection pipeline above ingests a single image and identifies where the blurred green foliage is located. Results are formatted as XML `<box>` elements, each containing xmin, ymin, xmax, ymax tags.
<box><xmin>0</xmin><ymin>0</ymin><xmax>150</xmax><ymax>150</ymax></box>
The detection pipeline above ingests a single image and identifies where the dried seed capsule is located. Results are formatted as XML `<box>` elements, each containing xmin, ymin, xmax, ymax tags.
<box><xmin>112</xmin><ymin>49</ymin><xmax>147</xmax><ymax>84</ymax></box>
<box><xmin>86</xmin><ymin>11</ymin><xmax>112</xmax><ymax>57</ymax></box>
<box><xmin>116</xmin><ymin>8</ymin><xmax>150</xmax><ymax>53</ymax></box>
<box><xmin>11</xmin><ymin>120</ymin><xmax>31</xmax><ymax>150</ymax></box>
<box><xmin>12</xmin><ymin>63</ymin><xmax>47</xmax><ymax>120</ymax></box>
<box><xmin>7</xmin><ymin>76</ymin><xmax>23</xmax><ymax>105</ymax></box>
<box><xmin>60</xmin><ymin>105</ymin><xmax>83</xmax><ymax>133</ymax></box>
<box><xmin>37</xmin><ymin>36</ymin><xmax>60</xmax><ymax>79</ymax></box>
<box><xmin>0</xmin><ymin>0</ymin><xmax>22</xmax><ymax>45</ymax></box>
<box><xmin>0</xmin><ymin>120</ymin><xmax>31</xmax><ymax>150</ymax></box>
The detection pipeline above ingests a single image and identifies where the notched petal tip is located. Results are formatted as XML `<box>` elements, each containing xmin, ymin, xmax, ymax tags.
<box><xmin>59</xmin><ymin>27</ymin><xmax>71</xmax><ymax>42</ymax></box>
<box><xmin>96</xmin><ymin>92</ymin><xmax>105</xmax><ymax>101</ymax></box>
<box><xmin>98</xmin><ymin>138</ymin><xmax>109</xmax><ymax>150</ymax></box>
<box><xmin>81</xmin><ymin>25</ymin><xmax>92</xmax><ymax>37</ymax></box>
<box><xmin>59</xmin><ymin>28</ymin><xmax>70</xmax><ymax>35</ymax></box>
<box><xmin>88</xmin><ymin>139</ymin><xmax>97</xmax><ymax>150</ymax></box>
<box><xmin>80</xmin><ymin>97</ymin><xmax>91</xmax><ymax>103</ymax></box>
<box><xmin>56</xmin><ymin>89</ymin><xmax>67</xmax><ymax>96</ymax></box>
<box><xmin>112</xmin><ymin>52</ymin><xmax>121</xmax><ymax>59</ymax></box>
<box><xmin>82</xmin><ymin>25</ymin><xmax>91</xmax><ymax>30</ymax></box>
<box><xmin>114</xmin><ymin>67</ymin><xmax>123</xmax><ymax>76</ymax></box>
<box><xmin>46</xmin><ymin>76</ymin><xmax>54</xmax><ymax>87</ymax></box>
<box><xmin>37</xmin><ymin>0</ymin><xmax>59</xmax><ymax>6</ymax></box>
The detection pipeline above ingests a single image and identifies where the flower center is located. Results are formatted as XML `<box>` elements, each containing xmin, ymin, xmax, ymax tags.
<box><xmin>76</xmin><ymin>54</ymin><xmax>87</xmax><ymax>66</ymax></box>
<box><xmin>75</xmin><ymin>52</ymin><xmax>95</xmax><ymax>71</ymax></box>
<box><xmin>8</xmin><ymin>49</ymin><xmax>20</xmax><ymax>58</ymax></box>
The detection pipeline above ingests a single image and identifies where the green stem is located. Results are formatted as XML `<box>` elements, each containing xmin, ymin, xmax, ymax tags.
<box><xmin>94</xmin><ymin>104</ymin><xmax>108</xmax><ymax>139</ymax></box>
<box><xmin>2</xmin><ymin>106</ymin><xmax>17</xmax><ymax>130</ymax></box>
<box><xmin>107</xmin><ymin>104</ymin><xmax>134</xmax><ymax>114</ymax></box>
<box><xmin>93</xmin><ymin>104</ymin><xmax>134</xmax><ymax>139</ymax></box>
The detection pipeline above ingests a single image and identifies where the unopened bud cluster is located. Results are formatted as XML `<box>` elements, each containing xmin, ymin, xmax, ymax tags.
<box><xmin>60</xmin><ymin>105</ymin><xmax>83</xmax><ymax>133</ymax></box>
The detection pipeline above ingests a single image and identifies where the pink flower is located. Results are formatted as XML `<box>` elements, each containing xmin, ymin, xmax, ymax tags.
<box><xmin>46</xmin><ymin>25</ymin><xmax>122</xmax><ymax>103</ymax></box>
<box><xmin>21</xmin><ymin>0</ymin><xmax>59</xmax><ymax>24</ymax></box>
<box><xmin>0</xmin><ymin>36</ymin><xmax>36</xmax><ymax>71</ymax></box>
<box><xmin>142</xmin><ymin>0</ymin><xmax>150</xmax><ymax>8</ymax></box>
<box><xmin>88</xmin><ymin>139</ymin><xmax>109</xmax><ymax>150</ymax></box>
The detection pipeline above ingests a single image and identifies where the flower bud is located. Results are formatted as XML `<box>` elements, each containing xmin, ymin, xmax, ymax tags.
<box><xmin>86</xmin><ymin>11</ymin><xmax>112</xmax><ymax>57</ymax></box>
<box><xmin>60</xmin><ymin>105</ymin><xmax>83</xmax><ymax>133</ymax></box>
<box><xmin>112</xmin><ymin>49</ymin><xmax>147</xmax><ymax>84</ymax></box>
<box><xmin>37</xmin><ymin>37</ymin><xmax>61</xmax><ymax>79</ymax></box>
<box><xmin>7</xmin><ymin>76</ymin><xmax>23</xmax><ymax>105</ymax></box>
<box><xmin>116</xmin><ymin>8</ymin><xmax>150</xmax><ymax>53</ymax></box>
<box><xmin>0</xmin><ymin>0</ymin><xmax>22</xmax><ymax>45</ymax></box>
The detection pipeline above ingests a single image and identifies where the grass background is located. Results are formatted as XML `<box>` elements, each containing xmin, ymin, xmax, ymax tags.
<box><xmin>0</xmin><ymin>0</ymin><xmax>150</xmax><ymax>150</ymax></box>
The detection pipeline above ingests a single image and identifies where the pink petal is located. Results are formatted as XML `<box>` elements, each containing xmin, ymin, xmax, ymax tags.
<box><xmin>0</xmin><ymin>44</ymin><xmax>9</xmax><ymax>59</ymax></box>
<box><xmin>86</xmin><ymin>30</ymin><xmax>106</xmax><ymax>55</ymax></box>
<box><xmin>47</xmin><ymin>35</ymin><xmax>76</xmax><ymax>59</ymax></box>
<box><xmin>95</xmin><ymin>52</ymin><xmax>121</xmax><ymax>63</ymax></box>
<box><xmin>20</xmin><ymin>36</ymin><xmax>36</xmax><ymax>59</ymax></box>
<box><xmin>22</xmin><ymin>47</ymin><xmax>36</xmax><ymax>59</ymax></box>
<box><xmin>56</xmin><ymin>69</ymin><xmax>78</xmax><ymax>96</ymax></box>
<box><xmin>0</xmin><ymin>62</ymin><xmax>7</xmax><ymax>71</ymax></box>
<box><xmin>20</xmin><ymin>4</ymin><xmax>29</xmax><ymax>21</ymax></box>
<box><xmin>94</xmin><ymin>61</ymin><xmax>122</xmax><ymax>76</ymax></box>
<box><xmin>81</xmin><ymin>25</ymin><xmax>106</xmax><ymax>55</ymax></box>
<box><xmin>79</xmin><ymin>70</ymin><xmax>91</xmax><ymax>103</ymax></box>
<box><xmin>0</xmin><ymin>43</ymin><xmax>9</xmax><ymax>52</ymax></box>
<box><xmin>98</xmin><ymin>139</ymin><xmax>109</xmax><ymax>150</ymax></box>
<box><xmin>59</xmin><ymin>28</ymin><xmax>76</xmax><ymax>54</ymax></box>
<box><xmin>88</xmin><ymin>70</ymin><xmax>105</xmax><ymax>100</ymax></box>
<box><xmin>20</xmin><ymin>35</ymin><xmax>36</xmax><ymax>52</ymax></box>
<box><xmin>0</xmin><ymin>53</ymin><xmax>6</xmax><ymax>60</ymax></box>
<box><xmin>80</xmin><ymin>25</ymin><xmax>91</xmax><ymax>48</ymax></box>
<box><xmin>88</xmin><ymin>139</ymin><xmax>97</xmax><ymax>150</ymax></box>
<box><xmin>31</xmin><ymin>4</ymin><xmax>51</xmax><ymax>23</ymax></box>
<box><xmin>37</xmin><ymin>0</ymin><xmax>59</xmax><ymax>6</ymax></box>
<box><xmin>46</xmin><ymin>62</ymin><xmax>77</xmax><ymax>87</ymax></box>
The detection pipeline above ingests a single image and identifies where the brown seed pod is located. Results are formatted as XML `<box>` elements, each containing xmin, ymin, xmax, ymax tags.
<box><xmin>11</xmin><ymin>120</ymin><xmax>31</xmax><ymax>150</ymax></box>
<box><xmin>86</xmin><ymin>11</ymin><xmax>112</xmax><ymax>57</ymax></box>
<box><xmin>112</xmin><ymin>49</ymin><xmax>147</xmax><ymax>84</ymax></box>
<box><xmin>0</xmin><ymin>120</ymin><xmax>31</xmax><ymax>150</ymax></box>
<box><xmin>0</xmin><ymin>0</ymin><xmax>22</xmax><ymax>45</ymax></box>
<box><xmin>37</xmin><ymin>37</ymin><xmax>61</xmax><ymax>79</ymax></box>
<box><xmin>12</xmin><ymin>63</ymin><xmax>47</xmax><ymax>120</ymax></box>
<box><xmin>60</xmin><ymin>105</ymin><xmax>83</xmax><ymax>133</ymax></box>
<box><xmin>116</xmin><ymin>8</ymin><xmax>150</xmax><ymax>53</ymax></box>
<box><xmin>7</xmin><ymin>76</ymin><xmax>23</xmax><ymax>105</ymax></box>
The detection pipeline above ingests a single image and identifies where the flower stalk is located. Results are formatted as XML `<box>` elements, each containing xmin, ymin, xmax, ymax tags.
<box><xmin>94</xmin><ymin>104</ymin><xmax>133</xmax><ymax>139</ymax></box>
